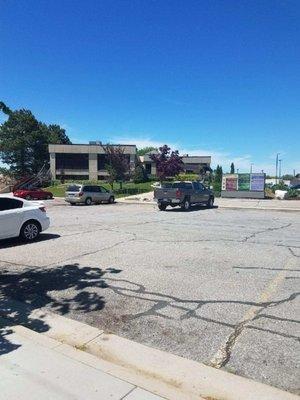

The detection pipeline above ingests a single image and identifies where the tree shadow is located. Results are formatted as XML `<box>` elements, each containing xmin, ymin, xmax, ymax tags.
<box><xmin>0</xmin><ymin>233</ymin><xmax>61</xmax><ymax>249</ymax></box>
<box><xmin>0</xmin><ymin>264</ymin><xmax>122</xmax><ymax>355</ymax></box>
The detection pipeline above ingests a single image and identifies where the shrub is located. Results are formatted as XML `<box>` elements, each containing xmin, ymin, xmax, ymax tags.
<box><xmin>175</xmin><ymin>173</ymin><xmax>199</xmax><ymax>181</ymax></box>
<box><xmin>133</xmin><ymin>164</ymin><xmax>148</xmax><ymax>184</ymax></box>
<box><xmin>265</xmin><ymin>188</ymin><xmax>275</xmax><ymax>199</ymax></box>
<box><xmin>271</xmin><ymin>182</ymin><xmax>288</xmax><ymax>192</ymax></box>
<box><xmin>285</xmin><ymin>189</ymin><xmax>299</xmax><ymax>199</ymax></box>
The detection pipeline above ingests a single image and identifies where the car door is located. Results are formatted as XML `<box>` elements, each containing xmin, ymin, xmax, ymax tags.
<box><xmin>92</xmin><ymin>186</ymin><xmax>102</xmax><ymax>202</ymax></box>
<box><xmin>0</xmin><ymin>198</ymin><xmax>24</xmax><ymax>239</ymax></box>
<box><xmin>199</xmin><ymin>183</ymin><xmax>210</xmax><ymax>203</ymax></box>
<box><xmin>192</xmin><ymin>182</ymin><xmax>203</xmax><ymax>203</ymax></box>
<box><xmin>35</xmin><ymin>189</ymin><xmax>46</xmax><ymax>199</ymax></box>
<box><xmin>99</xmin><ymin>186</ymin><xmax>110</xmax><ymax>201</ymax></box>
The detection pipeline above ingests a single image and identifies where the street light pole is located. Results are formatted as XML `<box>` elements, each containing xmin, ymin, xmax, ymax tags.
<box><xmin>279</xmin><ymin>159</ymin><xmax>282</xmax><ymax>180</ymax></box>
<box><xmin>250</xmin><ymin>163</ymin><xmax>254</xmax><ymax>174</ymax></box>
<box><xmin>276</xmin><ymin>153</ymin><xmax>280</xmax><ymax>184</ymax></box>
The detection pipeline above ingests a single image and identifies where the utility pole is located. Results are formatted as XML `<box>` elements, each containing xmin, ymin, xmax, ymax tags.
<box><xmin>279</xmin><ymin>159</ymin><xmax>282</xmax><ymax>180</ymax></box>
<box><xmin>237</xmin><ymin>168</ymin><xmax>239</xmax><ymax>174</ymax></box>
<box><xmin>275</xmin><ymin>153</ymin><xmax>280</xmax><ymax>184</ymax></box>
<box><xmin>250</xmin><ymin>163</ymin><xmax>254</xmax><ymax>174</ymax></box>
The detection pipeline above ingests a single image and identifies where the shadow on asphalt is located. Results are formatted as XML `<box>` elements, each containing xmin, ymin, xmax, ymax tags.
<box><xmin>0</xmin><ymin>264</ymin><xmax>122</xmax><ymax>356</ymax></box>
<box><xmin>165</xmin><ymin>205</ymin><xmax>219</xmax><ymax>212</ymax></box>
<box><xmin>0</xmin><ymin>233</ymin><xmax>61</xmax><ymax>249</ymax></box>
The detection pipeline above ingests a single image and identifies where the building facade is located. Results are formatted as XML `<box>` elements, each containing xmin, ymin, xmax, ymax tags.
<box><xmin>49</xmin><ymin>143</ymin><xmax>211</xmax><ymax>181</ymax></box>
<box><xmin>49</xmin><ymin>143</ymin><xmax>136</xmax><ymax>181</ymax></box>
<box><xmin>139</xmin><ymin>151</ymin><xmax>211</xmax><ymax>176</ymax></box>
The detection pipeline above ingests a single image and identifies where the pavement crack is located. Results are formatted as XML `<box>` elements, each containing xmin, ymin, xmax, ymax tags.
<box><xmin>243</xmin><ymin>223</ymin><xmax>292</xmax><ymax>242</ymax></box>
<box><xmin>288</xmin><ymin>247</ymin><xmax>300</xmax><ymax>257</ymax></box>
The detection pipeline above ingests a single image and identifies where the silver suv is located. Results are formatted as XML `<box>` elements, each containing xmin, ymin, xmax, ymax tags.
<box><xmin>65</xmin><ymin>184</ymin><xmax>115</xmax><ymax>205</ymax></box>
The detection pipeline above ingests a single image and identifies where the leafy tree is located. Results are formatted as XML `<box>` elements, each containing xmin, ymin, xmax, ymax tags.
<box><xmin>230</xmin><ymin>162</ymin><xmax>235</xmax><ymax>174</ymax></box>
<box><xmin>213</xmin><ymin>165</ymin><xmax>223</xmax><ymax>193</ymax></box>
<box><xmin>137</xmin><ymin>146</ymin><xmax>158</xmax><ymax>156</ymax></box>
<box><xmin>0</xmin><ymin>102</ymin><xmax>71</xmax><ymax>178</ymax></box>
<box><xmin>103</xmin><ymin>144</ymin><xmax>130</xmax><ymax>189</ymax></box>
<box><xmin>150</xmin><ymin>145</ymin><xmax>184</xmax><ymax>181</ymax></box>
<box><xmin>281</xmin><ymin>174</ymin><xmax>294</xmax><ymax>180</ymax></box>
<box><xmin>133</xmin><ymin>163</ymin><xmax>148</xmax><ymax>183</ymax></box>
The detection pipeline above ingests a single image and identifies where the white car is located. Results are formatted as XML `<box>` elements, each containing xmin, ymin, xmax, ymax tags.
<box><xmin>0</xmin><ymin>196</ymin><xmax>50</xmax><ymax>241</ymax></box>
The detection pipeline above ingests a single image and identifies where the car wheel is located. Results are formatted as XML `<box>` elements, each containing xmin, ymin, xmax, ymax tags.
<box><xmin>20</xmin><ymin>221</ymin><xmax>40</xmax><ymax>241</ymax></box>
<box><xmin>207</xmin><ymin>197</ymin><xmax>214</xmax><ymax>208</ymax></box>
<box><xmin>108</xmin><ymin>196</ymin><xmax>115</xmax><ymax>204</ymax></box>
<box><xmin>25</xmin><ymin>195</ymin><xmax>32</xmax><ymax>200</ymax></box>
<box><xmin>158</xmin><ymin>203</ymin><xmax>167</xmax><ymax>211</ymax></box>
<box><xmin>46</xmin><ymin>194</ymin><xmax>52</xmax><ymax>200</ymax></box>
<box><xmin>85</xmin><ymin>197</ymin><xmax>92</xmax><ymax>206</ymax></box>
<box><xmin>181</xmin><ymin>198</ymin><xmax>190</xmax><ymax>211</ymax></box>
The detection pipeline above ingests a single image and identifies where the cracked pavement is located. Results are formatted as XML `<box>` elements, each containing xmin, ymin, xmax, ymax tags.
<box><xmin>0</xmin><ymin>201</ymin><xmax>299</xmax><ymax>393</ymax></box>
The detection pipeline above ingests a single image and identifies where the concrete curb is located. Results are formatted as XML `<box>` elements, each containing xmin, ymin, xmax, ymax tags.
<box><xmin>117</xmin><ymin>199</ymin><xmax>300</xmax><ymax>212</ymax></box>
<box><xmin>2</xmin><ymin>302</ymin><xmax>297</xmax><ymax>400</ymax></box>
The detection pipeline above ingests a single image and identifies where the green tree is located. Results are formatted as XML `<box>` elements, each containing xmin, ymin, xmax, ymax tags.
<box><xmin>104</xmin><ymin>144</ymin><xmax>130</xmax><ymax>189</ymax></box>
<box><xmin>133</xmin><ymin>163</ymin><xmax>148</xmax><ymax>184</ymax></box>
<box><xmin>137</xmin><ymin>146</ymin><xmax>157</xmax><ymax>156</ymax></box>
<box><xmin>213</xmin><ymin>165</ymin><xmax>223</xmax><ymax>193</ymax></box>
<box><xmin>0</xmin><ymin>102</ymin><xmax>71</xmax><ymax>177</ymax></box>
<box><xmin>230</xmin><ymin>162</ymin><xmax>235</xmax><ymax>174</ymax></box>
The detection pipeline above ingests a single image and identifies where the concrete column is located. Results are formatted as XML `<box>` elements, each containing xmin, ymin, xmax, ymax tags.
<box><xmin>129</xmin><ymin>154</ymin><xmax>136</xmax><ymax>172</ymax></box>
<box><xmin>49</xmin><ymin>153</ymin><xmax>56</xmax><ymax>179</ymax></box>
<box><xmin>89</xmin><ymin>153</ymin><xmax>98</xmax><ymax>181</ymax></box>
<box><xmin>151</xmin><ymin>163</ymin><xmax>157</xmax><ymax>176</ymax></box>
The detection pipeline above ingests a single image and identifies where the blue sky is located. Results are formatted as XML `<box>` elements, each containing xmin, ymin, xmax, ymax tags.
<box><xmin>0</xmin><ymin>0</ymin><xmax>299</xmax><ymax>174</ymax></box>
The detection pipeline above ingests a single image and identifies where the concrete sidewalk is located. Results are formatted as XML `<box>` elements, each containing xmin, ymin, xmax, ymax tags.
<box><xmin>0</xmin><ymin>323</ymin><xmax>164</xmax><ymax>400</ymax></box>
<box><xmin>1</xmin><ymin>305</ymin><xmax>298</xmax><ymax>400</ymax></box>
<box><xmin>117</xmin><ymin>191</ymin><xmax>300</xmax><ymax>211</ymax></box>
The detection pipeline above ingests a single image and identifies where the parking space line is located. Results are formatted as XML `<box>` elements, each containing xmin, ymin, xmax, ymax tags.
<box><xmin>209</xmin><ymin>256</ymin><xmax>297</xmax><ymax>368</ymax></box>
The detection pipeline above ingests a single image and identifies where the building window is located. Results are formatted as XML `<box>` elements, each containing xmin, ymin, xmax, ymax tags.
<box><xmin>97</xmin><ymin>154</ymin><xmax>130</xmax><ymax>171</ymax></box>
<box><xmin>56</xmin><ymin>153</ymin><xmax>89</xmax><ymax>170</ymax></box>
<box><xmin>97</xmin><ymin>154</ymin><xmax>109</xmax><ymax>170</ymax></box>
<box><xmin>145</xmin><ymin>163</ymin><xmax>152</xmax><ymax>174</ymax></box>
<box><xmin>56</xmin><ymin>174</ymin><xmax>89</xmax><ymax>180</ymax></box>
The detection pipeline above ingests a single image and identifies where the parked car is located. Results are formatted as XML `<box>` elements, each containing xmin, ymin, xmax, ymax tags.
<box><xmin>0</xmin><ymin>196</ymin><xmax>50</xmax><ymax>241</ymax></box>
<box><xmin>13</xmin><ymin>188</ymin><xmax>53</xmax><ymax>200</ymax></box>
<box><xmin>65</xmin><ymin>184</ymin><xmax>115</xmax><ymax>205</ymax></box>
<box><xmin>154</xmin><ymin>181</ymin><xmax>214</xmax><ymax>211</ymax></box>
<box><xmin>275</xmin><ymin>184</ymin><xmax>300</xmax><ymax>200</ymax></box>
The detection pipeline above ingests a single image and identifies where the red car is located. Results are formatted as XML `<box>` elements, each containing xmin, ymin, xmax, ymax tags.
<box><xmin>13</xmin><ymin>188</ymin><xmax>54</xmax><ymax>200</ymax></box>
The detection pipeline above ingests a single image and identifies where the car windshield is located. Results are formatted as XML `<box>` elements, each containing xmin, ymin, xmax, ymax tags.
<box><xmin>67</xmin><ymin>185</ymin><xmax>81</xmax><ymax>192</ymax></box>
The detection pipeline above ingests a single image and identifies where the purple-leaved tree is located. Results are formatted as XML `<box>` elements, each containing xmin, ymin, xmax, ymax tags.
<box><xmin>150</xmin><ymin>145</ymin><xmax>184</xmax><ymax>181</ymax></box>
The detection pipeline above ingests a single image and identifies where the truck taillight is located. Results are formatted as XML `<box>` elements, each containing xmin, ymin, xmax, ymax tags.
<box><xmin>176</xmin><ymin>189</ymin><xmax>181</xmax><ymax>198</ymax></box>
<box><xmin>78</xmin><ymin>191</ymin><xmax>83</xmax><ymax>197</ymax></box>
<box><xmin>39</xmin><ymin>206</ymin><xmax>46</xmax><ymax>212</ymax></box>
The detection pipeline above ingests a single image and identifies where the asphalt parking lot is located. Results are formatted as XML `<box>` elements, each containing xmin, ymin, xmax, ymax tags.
<box><xmin>0</xmin><ymin>201</ymin><xmax>299</xmax><ymax>394</ymax></box>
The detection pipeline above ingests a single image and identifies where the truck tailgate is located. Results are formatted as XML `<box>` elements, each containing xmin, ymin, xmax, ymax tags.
<box><xmin>154</xmin><ymin>188</ymin><xmax>178</xmax><ymax>200</ymax></box>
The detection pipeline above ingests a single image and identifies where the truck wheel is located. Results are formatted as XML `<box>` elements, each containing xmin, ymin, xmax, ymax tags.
<box><xmin>158</xmin><ymin>204</ymin><xmax>167</xmax><ymax>211</ymax></box>
<box><xmin>181</xmin><ymin>198</ymin><xmax>190</xmax><ymax>211</ymax></box>
<box><xmin>207</xmin><ymin>197</ymin><xmax>214</xmax><ymax>208</ymax></box>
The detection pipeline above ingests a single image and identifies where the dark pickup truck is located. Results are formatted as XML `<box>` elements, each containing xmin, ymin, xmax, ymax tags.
<box><xmin>154</xmin><ymin>181</ymin><xmax>214</xmax><ymax>211</ymax></box>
